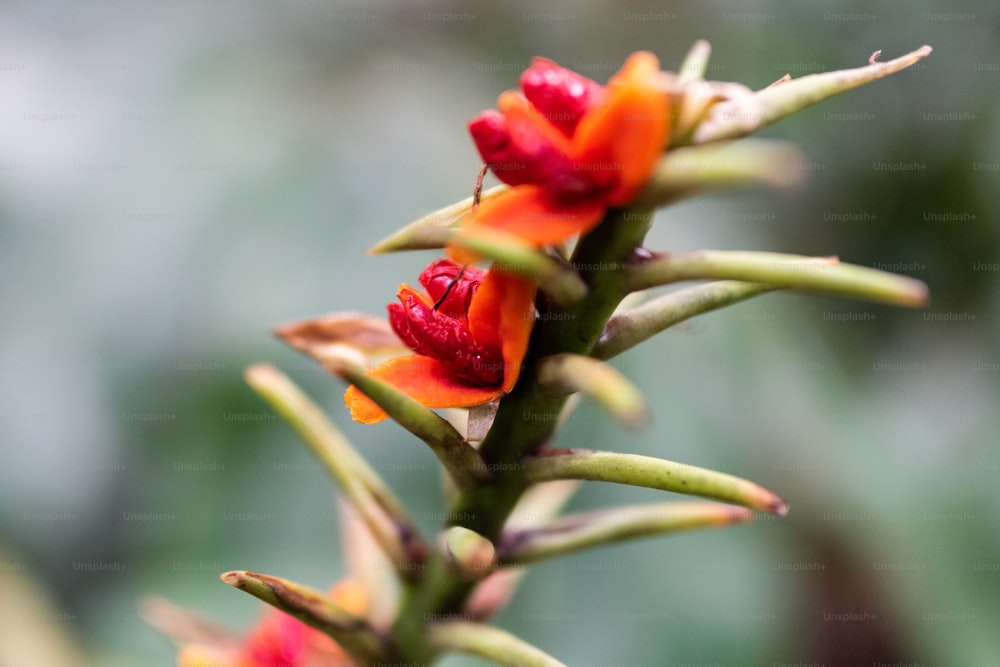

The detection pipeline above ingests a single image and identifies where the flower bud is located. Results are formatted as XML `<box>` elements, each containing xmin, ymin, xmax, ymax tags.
<box><xmin>439</xmin><ymin>526</ymin><xmax>497</xmax><ymax>581</ymax></box>
<box><xmin>519</xmin><ymin>57</ymin><xmax>606</xmax><ymax>135</ymax></box>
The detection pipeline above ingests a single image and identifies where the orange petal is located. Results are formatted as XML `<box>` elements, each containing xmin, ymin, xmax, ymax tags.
<box><xmin>329</xmin><ymin>580</ymin><xmax>367</xmax><ymax>616</ymax></box>
<box><xmin>463</xmin><ymin>185</ymin><xmax>606</xmax><ymax>248</ymax></box>
<box><xmin>468</xmin><ymin>269</ymin><xmax>537</xmax><ymax>393</ymax></box>
<box><xmin>345</xmin><ymin>355</ymin><xmax>505</xmax><ymax>424</ymax></box>
<box><xmin>396</xmin><ymin>283</ymin><xmax>432</xmax><ymax>307</ymax></box>
<box><xmin>445</xmin><ymin>241</ymin><xmax>482</xmax><ymax>269</ymax></box>
<box><xmin>572</xmin><ymin>51</ymin><xmax>670</xmax><ymax>206</ymax></box>
<box><xmin>178</xmin><ymin>645</ymin><xmax>239</xmax><ymax>667</ymax></box>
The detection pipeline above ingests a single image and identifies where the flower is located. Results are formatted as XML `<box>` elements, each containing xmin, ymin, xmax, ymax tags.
<box><xmin>452</xmin><ymin>52</ymin><xmax>669</xmax><ymax>261</ymax></box>
<box><xmin>177</xmin><ymin>580</ymin><xmax>366</xmax><ymax>667</ymax></box>
<box><xmin>345</xmin><ymin>259</ymin><xmax>536</xmax><ymax>424</ymax></box>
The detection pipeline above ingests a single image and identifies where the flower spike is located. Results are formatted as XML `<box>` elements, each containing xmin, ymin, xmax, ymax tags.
<box><xmin>151</xmin><ymin>37</ymin><xmax>939</xmax><ymax>667</ymax></box>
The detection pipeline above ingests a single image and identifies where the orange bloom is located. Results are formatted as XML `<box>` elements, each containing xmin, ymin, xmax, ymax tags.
<box><xmin>177</xmin><ymin>580</ymin><xmax>366</xmax><ymax>667</ymax></box>
<box><xmin>345</xmin><ymin>259</ymin><xmax>536</xmax><ymax>424</ymax></box>
<box><xmin>453</xmin><ymin>52</ymin><xmax>669</xmax><ymax>260</ymax></box>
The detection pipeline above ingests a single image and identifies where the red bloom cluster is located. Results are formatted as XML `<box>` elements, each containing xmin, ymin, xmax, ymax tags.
<box><xmin>388</xmin><ymin>260</ymin><xmax>504</xmax><ymax>387</ymax></box>
<box><xmin>349</xmin><ymin>53</ymin><xmax>670</xmax><ymax>421</ymax></box>
<box><xmin>452</xmin><ymin>51</ymin><xmax>670</xmax><ymax>260</ymax></box>
<box><xmin>346</xmin><ymin>259</ymin><xmax>536</xmax><ymax>424</ymax></box>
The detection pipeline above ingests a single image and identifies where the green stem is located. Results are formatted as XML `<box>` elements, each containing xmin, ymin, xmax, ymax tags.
<box><xmin>387</xmin><ymin>208</ymin><xmax>653</xmax><ymax>662</ymax></box>
<box><xmin>524</xmin><ymin>449</ymin><xmax>789</xmax><ymax>515</ymax></box>
<box><xmin>536</xmin><ymin>353</ymin><xmax>649</xmax><ymax>429</ymax></box>
<box><xmin>594</xmin><ymin>280</ymin><xmax>778</xmax><ymax>360</ymax></box>
<box><xmin>449</xmin><ymin>227</ymin><xmax>588</xmax><ymax>306</ymax></box>
<box><xmin>427</xmin><ymin>621</ymin><xmax>568</xmax><ymax>667</ymax></box>
<box><xmin>625</xmin><ymin>250</ymin><xmax>929</xmax><ymax>307</ymax></box>
<box><xmin>389</xmin><ymin>551</ymin><xmax>473</xmax><ymax>664</ymax></box>
<box><xmin>327</xmin><ymin>350</ymin><xmax>489</xmax><ymax>492</ymax></box>
<box><xmin>458</xmin><ymin>208</ymin><xmax>653</xmax><ymax>537</ymax></box>
<box><xmin>633</xmin><ymin>140</ymin><xmax>807</xmax><ymax>210</ymax></box>
<box><xmin>500</xmin><ymin>501</ymin><xmax>752</xmax><ymax>566</ymax></box>
<box><xmin>368</xmin><ymin>185</ymin><xmax>509</xmax><ymax>254</ymax></box>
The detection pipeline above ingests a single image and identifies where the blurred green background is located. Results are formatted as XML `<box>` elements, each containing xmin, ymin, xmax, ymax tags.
<box><xmin>1</xmin><ymin>0</ymin><xmax>998</xmax><ymax>665</ymax></box>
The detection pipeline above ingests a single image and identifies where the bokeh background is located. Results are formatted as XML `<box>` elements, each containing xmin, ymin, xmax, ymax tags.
<box><xmin>2</xmin><ymin>0</ymin><xmax>998</xmax><ymax>665</ymax></box>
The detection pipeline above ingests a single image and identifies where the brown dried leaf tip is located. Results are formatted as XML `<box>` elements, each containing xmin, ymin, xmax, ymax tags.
<box><xmin>274</xmin><ymin>312</ymin><xmax>406</xmax><ymax>366</ymax></box>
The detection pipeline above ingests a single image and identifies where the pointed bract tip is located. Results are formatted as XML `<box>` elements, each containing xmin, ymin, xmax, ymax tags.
<box><xmin>907</xmin><ymin>281</ymin><xmax>931</xmax><ymax>308</ymax></box>
<box><xmin>771</xmin><ymin>498</ymin><xmax>791</xmax><ymax>517</ymax></box>
<box><xmin>442</xmin><ymin>526</ymin><xmax>498</xmax><ymax>579</ymax></box>
<box><xmin>244</xmin><ymin>364</ymin><xmax>280</xmax><ymax>386</ymax></box>
<box><xmin>219</xmin><ymin>570</ymin><xmax>245</xmax><ymax>586</ymax></box>
<box><xmin>678</xmin><ymin>39</ymin><xmax>713</xmax><ymax>82</ymax></box>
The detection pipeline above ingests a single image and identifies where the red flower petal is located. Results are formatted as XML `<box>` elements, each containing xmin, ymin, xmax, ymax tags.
<box><xmin>390</xmin><ymin>280</ymin><xmax>502</xmax><ymax>387</ymax></box>
<box><xmin>470</xmin><ymin>92</ymin><xmax>584</xmax><ymax>193</ymax></box>
<box><xmin>418</xmin><ymin>259</ymin><xmax>483</xmax><ymax>316</ymax></box>
<box><xmin>345</xmin><ymin>355</ymin><xmax>506</xmax><ymax>424</ymax></box>
<box><xmin>244</xmin><ymin>611</ymin><xmax>310</xmax><ymax>666</ymax></box>
<box><xmin>519</xmin><ymin>57</ymin><xmax>606</xmax><ymax>136</ymax></box>
<box><xmin>462</xmin><ymin>51</ymin><xmax>668</xmax><ymax>263</ymax></box>
<box><xmin>468</xmin><ymin>109</ymin><xmax>535</xmax><ymax>188</ymax></box>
